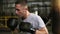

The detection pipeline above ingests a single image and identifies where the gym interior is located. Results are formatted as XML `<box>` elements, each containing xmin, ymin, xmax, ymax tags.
<box><xmin>0</xmin><ymin>0</ymin><xmax>60</xmax><ymax>34</ymax></box>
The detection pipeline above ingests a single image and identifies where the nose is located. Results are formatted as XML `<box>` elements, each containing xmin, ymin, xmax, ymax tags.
<box><xmin>15</xmin><ymin>10</ymin><xmax>18</xmax><ymax>14</ymax></box>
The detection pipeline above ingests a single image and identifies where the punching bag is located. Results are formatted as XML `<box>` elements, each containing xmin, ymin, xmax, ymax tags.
<box><xmin>51</xmin><ymin>0</ymin><xmax>60</xmax><ymax>34</ymax></box>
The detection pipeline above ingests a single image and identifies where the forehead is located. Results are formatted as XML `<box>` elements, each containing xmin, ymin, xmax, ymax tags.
<box><xmin>15</xmin><ymin>4</ymin><xmax>24</xmax><ymax>8</ymax></box>
<box><xmin>15</xmin><ymin>4</ymin><xmax>28</xmax><ymax>9</ymax></box>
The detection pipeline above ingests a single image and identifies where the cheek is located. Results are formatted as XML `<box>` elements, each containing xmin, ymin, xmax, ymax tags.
<box><xmin>16</xmin><ymin>11</ymin><xmax>20</xmax><ymax>15</ymax></box>
<box><xmin>16</xmin><ymin>11</ymin><xmax>18</xmax><ymax>14</ymax></box>
<box><xmin>16</xmin><ymin>10</ymin><xmax>25</xmax><ymax>16</ymax></box>
<box><xmin>23</xmin><ymin>10</ymin><xmax>27</xmax><ymax>14</ymax></box>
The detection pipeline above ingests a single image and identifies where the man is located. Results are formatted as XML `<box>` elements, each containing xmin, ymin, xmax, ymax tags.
<box><xmin>15</xmin><ymin>0</ymin><xmax>48</xmax><ymax>34</ymax></box>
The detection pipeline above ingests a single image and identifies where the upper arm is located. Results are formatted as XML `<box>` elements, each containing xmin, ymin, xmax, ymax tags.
<box><xmin>37</xmin><ymin>16</ymin><xmax>45</xmax><ymax>29</ymax></box>
<box><xmin>35</xmin><ymin>16</ymin><xmax>48</xmax><ymax>34</ymax></box>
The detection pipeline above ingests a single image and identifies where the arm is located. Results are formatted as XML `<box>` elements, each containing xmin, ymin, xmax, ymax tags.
<box><xmin>35</xmin><ymin>16</ymin><xmax>49</xmax><ymax>34</ymax></box>
<box><xmin>35</xmin><ymin>27</ymin><xmax>48</xmax><ymax>34</ymax></box>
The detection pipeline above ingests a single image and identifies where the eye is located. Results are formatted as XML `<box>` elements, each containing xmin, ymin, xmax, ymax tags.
<box><xmin>16</xmin><ymin>9</ymin><xmax>20</xmax><ymax>11</ymax></box>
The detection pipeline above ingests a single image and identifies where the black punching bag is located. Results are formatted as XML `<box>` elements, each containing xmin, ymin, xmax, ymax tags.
<box><xmin>7</xmin><ymin>18</ymin><xmax>18</xmax><ymax>31</ymax></box>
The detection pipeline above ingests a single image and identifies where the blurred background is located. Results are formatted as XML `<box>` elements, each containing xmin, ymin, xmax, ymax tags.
<box><xmin>0</xmin><ymin>0</ymin><xmax>60</xmax><ymax>34</ymax></box>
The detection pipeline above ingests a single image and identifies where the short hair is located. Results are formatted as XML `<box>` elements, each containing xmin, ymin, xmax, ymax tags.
<box><xmin>15</xmin><ymin>0</ymin><xmax>27</xmax><ymax>5</ymax></box>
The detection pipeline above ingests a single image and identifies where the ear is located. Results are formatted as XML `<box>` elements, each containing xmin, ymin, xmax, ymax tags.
<box><xmin>25</xmin><ymin>8</ymin><xmax>28</xmax><ymax>10</ymax></box>
<box><xmin>24</xmin><ymin>5</ymin><xmax>28</xmax><ymax>10</ymax></box>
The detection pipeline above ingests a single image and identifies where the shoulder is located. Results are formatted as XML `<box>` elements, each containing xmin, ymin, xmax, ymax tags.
<box><xmin>31</xmin><ymin>13</ymin><xmax>41</xmax><ymax>18</ymax></box>
<box><xmin>30</xmin><ymin>13</ymin><xmax>44</xmax><ymax>23</ymax></box>
<box><xmin>30</xmin><ymin>13</ymin><xmax>42</xmax><ymax>20</ymax></box>
<box><xmin>30</xmin><ymin>13</ymin><xmax>39</xmax><ymax>17</ymax></box>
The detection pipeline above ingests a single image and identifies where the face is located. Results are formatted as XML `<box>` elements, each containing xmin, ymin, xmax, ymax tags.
<box><xmin>15</xmin><ymin>4</ymin><xmax>28</xmax><ymax>17</ymax></box>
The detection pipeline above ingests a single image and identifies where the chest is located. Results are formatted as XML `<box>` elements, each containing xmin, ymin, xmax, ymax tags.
<box><xmin>23</xmin><ymin>18</ymin><xmax>39</xmax><ymax>29</ymax></box>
